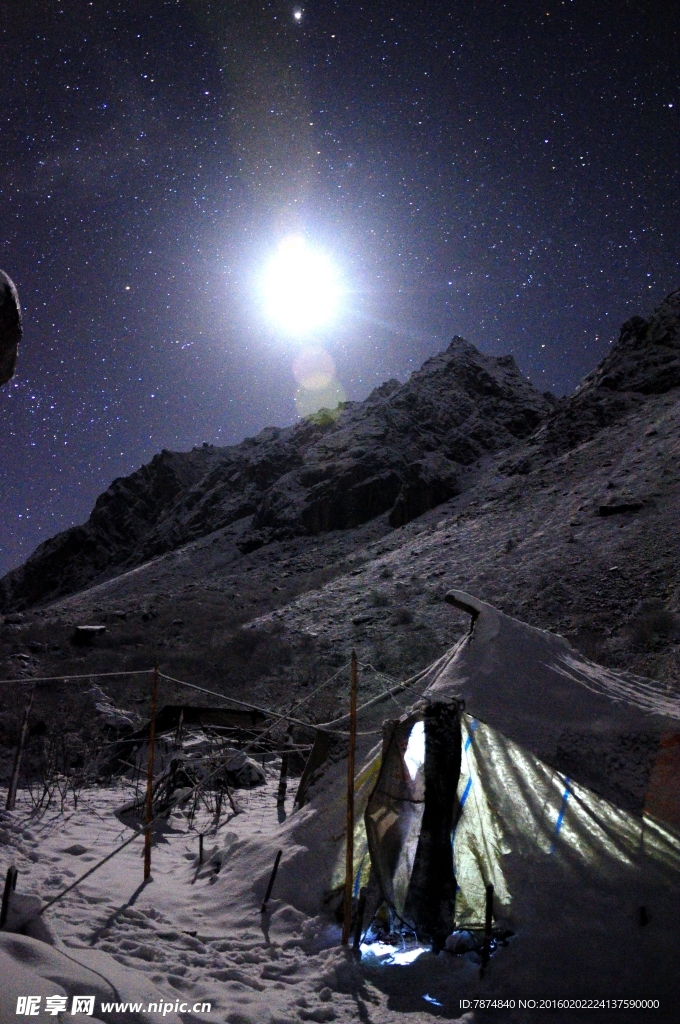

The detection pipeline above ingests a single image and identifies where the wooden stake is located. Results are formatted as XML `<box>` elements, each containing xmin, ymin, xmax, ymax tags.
<box><xmin>143</xmin><ymin>665</ymin><xmax>159</xmax><ymax>881</ymax></box>
<box><xmin>261</xmin><ymin>849</ymin><xmax>282</xmax><ymax>913</ymax></box>
<box><xmin>175</xmin><ymin>707</ymin><xmax>184</xmax><ymax>747</ymax></box>
<box><xmin>0</xmin><ymin>865</ymin><xmax>18</xmax><ymax>928</ymax></box>
<box><xmin>226</xmin><ymin>786</ymin><xmax>241</xmax><ymax>815</ymax></box>
<box><xmin>6</xmin><ymin>685</ymin><xmax>35</xmax><ymax>811</ymax></box>
<box><xmin>276</xmin><ymin>733</ymin><xmax>291</xmax><ymax>813</ymax></box>
<box><xmin>341</xmin><ymin>651</ymin><xmax>358</xmax><ymax>945</ymax></box>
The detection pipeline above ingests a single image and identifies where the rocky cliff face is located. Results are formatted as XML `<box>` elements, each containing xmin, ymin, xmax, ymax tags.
<box><xmin>0</xmin><ymin>340</ymin><xmax>549</xmax><ymax>610</ymax></box>
<box><xmin>531</xmin><ymin>286</ymin><xmax>680</xmax><ymax>459</ymax></box>
<box><xmin>1</xmin><ymin>286</ymin><xmax>678</xmax><ymax>613</ymax></box>
<box><xmin>583</xmin><ymin>285</ymin><xmax>680</xmax><ymax>394</ymax></box>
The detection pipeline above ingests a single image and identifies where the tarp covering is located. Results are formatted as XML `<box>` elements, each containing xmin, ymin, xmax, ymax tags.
<box><xmin>454</xmin><ymin>713</ymin><xmax>680</xmax><ymax>927</ymax></box>
<box><xmin>364</xmin><ymin>714</ymin><xmax>424</xmax><ymax>920</ymax></box>
<box><xmin>424</xmin><ymin>591</ymin><xmax>680</xmax><ymax>821</ymax></box>
<box><xmin>352</xmin><ymin>709</ymin><xmax>680</xmax><ymax>936</ymax></box>
<box><xmin>319</xmin><ymin>591</ymin><xmax>680</xmax><ymax>951</ymax></box>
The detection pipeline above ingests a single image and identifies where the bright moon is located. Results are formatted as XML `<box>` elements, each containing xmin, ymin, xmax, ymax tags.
<box><xmin>261</xmin><ymin>236</ymin><xmax>342</xmax><ymax>336</ymax></box>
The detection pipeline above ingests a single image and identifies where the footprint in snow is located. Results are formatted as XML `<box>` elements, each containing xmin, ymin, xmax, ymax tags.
<box><xmin>62</xmin><ymin>843</ymin><xmax>89</xmax><ymax>855</ymax></box>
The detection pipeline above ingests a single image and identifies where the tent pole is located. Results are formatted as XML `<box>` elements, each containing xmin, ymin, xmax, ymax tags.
<box><xmin>143</xmin><ymin>664</ymin><xmax>159</xmax><ymax>881</ymax></box>
<box><xmin>341</xmin><ymin>651</ymin><xmax>358</xmax><ymax>945</ymax></box>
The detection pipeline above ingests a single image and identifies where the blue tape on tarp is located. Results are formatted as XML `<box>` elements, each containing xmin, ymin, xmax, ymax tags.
<box><xmin>550</xmin><ymin>778</ymin><xmax>571</xmax><ymax>854</ymax></box>
<box><xmin>459</xmin><ymin>776</ymin><xmax>472</xmax><ymax>811</ymax></box>
<box><xmin>464</xmin><ymin>718</ymin><xmax>478</xmax><ymax>751</ymax></box>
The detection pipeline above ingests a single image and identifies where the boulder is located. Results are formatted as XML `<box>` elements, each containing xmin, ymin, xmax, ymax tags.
<box><xmin>86</xmin><ymin>685</ymin><xmax>135</xmax><ymax>730</ymax></box>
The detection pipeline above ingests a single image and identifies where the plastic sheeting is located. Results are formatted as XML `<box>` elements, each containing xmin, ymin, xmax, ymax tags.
<box><xmin>364</xmin><ymin>715</ymin><xmax>425</xmax><ymax>920</ymax></box>
<box><xmin>453</xmin><ymin>714</ymin><xmax>680</xmax><ymax>926</ymax></box>
<box><xmin>427</xmin><ymin>591</ymin><xmax>680</xmax><ymax>818</ymax></box>
<box><xmin>343</xmin><ymin>709</ymin><xmax>680</xmax><ymax>934</ymax></box>
<box><xmin>328</xmin><ymin>742</ymin><xmax>382</xmax><ymax>898</ymax></box>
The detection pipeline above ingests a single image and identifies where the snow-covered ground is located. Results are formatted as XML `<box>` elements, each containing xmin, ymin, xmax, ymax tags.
<box><xmin>1</xmin><ymin>776</ymin><xmax>470</xmax><ymax>1024</ymax></box>
<box><xmin>2</xmin><ymin>722</ymin><xmax>678</xmax><ymax>1024</ymax></box>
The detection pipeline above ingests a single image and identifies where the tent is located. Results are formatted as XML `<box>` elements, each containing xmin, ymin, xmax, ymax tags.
<box><xmin>311</xmin><ymin>592</ymin><xmax>680</xmax><ymax>958</ymax></box>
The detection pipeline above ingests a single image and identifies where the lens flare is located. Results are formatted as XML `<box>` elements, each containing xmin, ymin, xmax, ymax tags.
<box><xmin>295</xmin><ymin>380</ymin><xmax>346</xmax><ymax>418</ymax></box>
<box><xmin>292</xmin><ymin>347</ymin><xmax>336</xmax><ymax>390</ymax></box>
<box><xmin>261</xmin><ymin>236</ymin><xmax>341</xmax><ymax>336</ymax></box>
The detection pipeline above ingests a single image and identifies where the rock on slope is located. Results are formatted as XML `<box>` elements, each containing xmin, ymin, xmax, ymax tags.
<box><xmin>0</xmin><ymin>340</ymin><xmax>549</xmax><ymax>611</ymax></box>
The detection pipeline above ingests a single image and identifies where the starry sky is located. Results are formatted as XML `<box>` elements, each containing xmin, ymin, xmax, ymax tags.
<box><xmin>1</xmin><ymin>0</ymin><xmax>678</xmax><ymax>576</ymax></box>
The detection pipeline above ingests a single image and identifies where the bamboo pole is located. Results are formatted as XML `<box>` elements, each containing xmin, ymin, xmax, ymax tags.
<box><xmin>143</xmin><ymin>665</ymin><xmax>159</xmax><ymax>881</ymax></box>
<box><xmin>6</xmin><ymin>685</ymin><xmax>35</xmax><ymax>811</ymax></box>
<box><xmin>341</xmin><ymin>651</ymin><xmax>358</xmax><ymax>945</ymax></box>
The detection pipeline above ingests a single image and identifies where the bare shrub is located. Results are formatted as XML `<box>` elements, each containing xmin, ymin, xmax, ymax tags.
<box><xmin>393</xmin><ymin>606</ymin><xmax>413</xmax><ymax>625</ymax></box>
<box><xmin>24</xmin><ymin>729</ymin><xmax>95</xmax><ymax>814</ymax></box>
<box><xmin>369</xmin><ymin>589</ymin><xmax>391</xmax><ymax>608</ymax></box>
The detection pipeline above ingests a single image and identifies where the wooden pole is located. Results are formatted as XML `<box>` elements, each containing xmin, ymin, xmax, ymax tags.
<box><xmin>0</xmin><ymin>865</ymin><xmax>18</xmax><ymax>928</ymax></box>
<box><xmin>341</xmin><ymin>651</ymin><xmax>358</xmax><ymax>945</ymax></box>
<box><xmin>143</xmin><ymin>665</ymin><xmax>159</xmax><ymax>881</ymax></box>
<box><xmin>6</xmin><ymin>685</ymin><xmax>35</xmax><ymax>811</ymax></box>
<box><xmin>175</xmin><ymin>707</ymin><xmax>184</xmax><ymax>747</ymax></box>
<box><xmin>276</xmin><ymin>731</ymin><xmax>291</xmax><ymax>817</ymax></box>
<box><xmin>261</xmin><ymin>849</ymin><xmax>282</xmax><ymax>913</ymax></box>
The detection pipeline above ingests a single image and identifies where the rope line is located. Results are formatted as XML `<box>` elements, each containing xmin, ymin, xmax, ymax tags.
<box><xmin>36</xmin><ymin>683</ymin><xmax>330</xmax><ymax>916</ymax></box>
<box><xmin>0</xmin><ymin>669</ymin><xmax>154</xmax><ymax>686</ymax></box>
<box><xmin>158</xmin><ymin>658</ymin><xmax>351</xmax><ymax>730</ymax></box>
<box><xmin>0</xmin><ymin>657</ymin><xmax>441</xmax><ymax>740</ymax></box>
<box><xmin>15</xmin><ymin>650</ymin><xmax>445</xmax><ymax>916</ymax></box>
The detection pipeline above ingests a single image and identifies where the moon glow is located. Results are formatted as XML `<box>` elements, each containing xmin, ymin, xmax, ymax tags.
<box><xmin>260</xmin><ymin>236</ymin><xmax>342</xmax><ymax>336</ymax></box>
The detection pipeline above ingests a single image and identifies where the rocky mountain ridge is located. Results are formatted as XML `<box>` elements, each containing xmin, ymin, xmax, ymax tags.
<box><xmin>0</xmin><ymin>337</ymin><xmax>551</xmax><ymax>610</ymax></box>
<box><xmin>0</xmin><ymin>286</ymin><xmax>678</xmax><ymax>621</ymax></box>
<box><xmin>0</xmin><ymin>289</ymin><xmax>678</xmax><ymax>756</ymax></box>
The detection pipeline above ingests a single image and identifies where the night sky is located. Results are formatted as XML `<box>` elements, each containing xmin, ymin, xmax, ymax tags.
<box><xmin>1</xmin><ymin>0</ymin><xmax>678</xmax><ymax>576</ymax></box>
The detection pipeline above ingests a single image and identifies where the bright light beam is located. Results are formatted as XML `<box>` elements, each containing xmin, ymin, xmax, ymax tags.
<box><xmin>260</xmin><ymin>236</ymin><xmax>342</xmax><ymax>337</ymax></box>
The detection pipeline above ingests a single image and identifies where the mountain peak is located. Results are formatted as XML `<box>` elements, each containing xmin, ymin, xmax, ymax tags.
<box><xmin>580</xmin><ymin>286</ymin><xmax>680</xmax><ymax>395</ymax></box>
<box><xmin>0</xmin><ymin>336</ymin><xmax>549</xmax><ymax>611</ymax></box>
